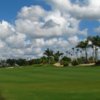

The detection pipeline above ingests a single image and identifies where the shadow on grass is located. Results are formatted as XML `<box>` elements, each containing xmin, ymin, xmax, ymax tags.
<box><xmin>0</xmin><ymin>92</ymin><xmax>6</xmax><ymax>100</ymax></box>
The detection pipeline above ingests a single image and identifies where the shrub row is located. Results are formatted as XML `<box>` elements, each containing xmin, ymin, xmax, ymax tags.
<box><xmin>95</xmin><ymin>60</ymin><xmax>100</xmax><ymax>66</ymax></box>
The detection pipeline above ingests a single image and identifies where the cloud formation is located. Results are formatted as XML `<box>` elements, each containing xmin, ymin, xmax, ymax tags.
<box><xmin>47</xmin><ymin>0</ymin><xmax>100</xmax><ymax>19</ymax></box>
<box><xmin>0</xmin><ymin>0</ymin><xmax>99</xmax><ymax>59</ymax></box>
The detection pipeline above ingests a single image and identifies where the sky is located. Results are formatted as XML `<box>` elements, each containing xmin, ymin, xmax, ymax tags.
<box><xmin>0</xmin><ymin>0</ymin><xmax>100</xmax><ymax>59</ymax></box>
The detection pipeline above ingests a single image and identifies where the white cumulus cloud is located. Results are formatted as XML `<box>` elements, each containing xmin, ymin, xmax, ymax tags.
<box><xmin>0</xmin><ymin>0</ymin><xmax>99</xmax><ymax>58</ymax></box>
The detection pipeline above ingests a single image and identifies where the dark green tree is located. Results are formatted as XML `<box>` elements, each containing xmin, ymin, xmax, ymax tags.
<box><xmin>44</xmin><ymin>48</ymin><xmax>54</xmax><ymax>64</ymax></box>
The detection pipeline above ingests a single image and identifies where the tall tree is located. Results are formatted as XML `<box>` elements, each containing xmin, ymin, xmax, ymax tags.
<box><xmin>75</xmin><ymin>48</ymin><xmax>80</xmax><ymax>58</ymax></box>
<box><xmin>87</xmin><ymin>36</ymin><xmax>100</xmax><ymax>61</ymax></box>
<box><xmin>88</xmin><ymin>36</ymin><xmax>100</xmax><ymax>47</ymax></box>
<box><xmin>72</xmin><ymin>47</ymin><xmax>75</xmax><ymax>58</ymax></box>
<box><xmin>44</xmin><ymin>48</ymin><xmax>54</xmax><ymax>64</ymax></box>
<box><xmin>77</xmin><ymin>41</ymin><xmax>88</xmax><ymax>62</ymax></box>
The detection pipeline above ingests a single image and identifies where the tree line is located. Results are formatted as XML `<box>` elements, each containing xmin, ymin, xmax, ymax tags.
<box><xmin>0</xmin><ymin>35</ymin><xmax>99</xmax><ymax>68</ymax></box>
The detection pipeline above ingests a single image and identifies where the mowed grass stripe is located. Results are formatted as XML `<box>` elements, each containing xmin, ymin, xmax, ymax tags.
<box><xmin>0</xmin><ymin>65</ymin><xmax>100</xmax><ymax>100</ymax></box>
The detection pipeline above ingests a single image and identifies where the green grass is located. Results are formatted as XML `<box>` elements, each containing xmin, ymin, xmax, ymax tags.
<box><xmin>0</xmin><ymin>65</ymin><xmax>100</xmax><ymax>100</ymax></box>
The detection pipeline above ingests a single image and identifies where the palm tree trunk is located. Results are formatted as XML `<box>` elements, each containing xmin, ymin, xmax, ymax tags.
<box><xmin>94</xmin><ymin>47</ymin><xmax>98</xmax><ymax>62</ymax></box>
<box><xmin>85</xmin><ymin>48</ymin><xmax>88</xmax><ymax>63</ymax></box>
<box><xmin>47</xmin><ymin>56</ymin><xmax>50</xmax><ymax>64</ymax></box>
<box><xmin>92</xmin><ymin>46</ymin><xmax>95</xmax><ymax>62</ymax></box>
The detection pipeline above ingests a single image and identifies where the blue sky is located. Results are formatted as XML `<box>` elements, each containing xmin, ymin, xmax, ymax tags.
<box><xmin>0</xmin><ymin>0</ymin><xmax>50</xmax><ymax>22</ymax></box>
<box><xmin>80</xmin><ymin>19</ymin><xmax>100</xmax><ymax>36</ymax></box>
<box><xmin>0</xmin><ymin>0</ymin><xmax>99</xmax><ymax>35</ymax></box>
<box><xmin>0</xmin><ymin>0</ymin><xmax>99</xmax><ymax>58</ymax></box>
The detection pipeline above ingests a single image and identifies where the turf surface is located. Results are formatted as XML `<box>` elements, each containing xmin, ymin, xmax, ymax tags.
<box><xmin>0</xmin><ymin>65</ymin><xmax>100</xmax><ymax>100</ymax></box>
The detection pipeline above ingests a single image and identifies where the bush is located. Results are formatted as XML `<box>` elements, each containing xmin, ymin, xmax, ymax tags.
<box><xmin>71</xmin><ymin>60</ymin><xmax>79</xmax><ymax>66</ymax></box>
<box><xmin>40</xmin><ymin>56</ymin><xmax>48</xmax><ymax>64</ymax></box>
<box><xmin>95</xmin><ymin>60</ymin><xmax>100</xmax><ymax>66</ymax></box>
<box><xmin>60</xmin><ymin>61</ymin><xmax>69</xmax><ymax>67</ymax></box>
<box><xmin>6</xmin><ymin>59</ymin><xmax>29</xmax><ymax>66</ymax></box>
<box><xmin>63</xmin><ymin>61</ymin><xmax>69</xmax><ymax>67</ymax></box>
<box><xmin>32</xmin><ymin>59</ymin><xmax>41</xmax><ymax>64</ymax></box>
<box><xmin>60</xmin><ymin>56</ymin><xmax>71</xmax><ymax>67</ymax></box>
<box><xmin>61</xmin><ymin>56</ymin><xmax>71</xmax><ymax>62</ymax></box>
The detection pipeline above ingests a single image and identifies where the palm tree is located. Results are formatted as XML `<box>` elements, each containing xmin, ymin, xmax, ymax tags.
<box><xmin>89</xmin><ymin>36</ymin><xmax>100</xmax><ymax>47</ymax></box>
<box><xmin>66</xmin><ymin>51</ymin><xmax>70</xmax><ymax>58</ymax></box>
<box><xmin>72</xmin><ymin>47</ymin><xmax>75</xmax><ymax>58</ymax></box>
<box><xmin>54</xmin><ymin>51</ymin><xmax>63</xmax><ymax>62</ymax></box>
<box><xmin>75</xmin><ymin>48</ymin><xmax>80</xmax><ymax>58</ymax></box>
<box><xmin>72</xmin><ymin>47</ymin><xmax>75</xmax><ymax>53</ymax></box>
<box><xmin>40</xmin><ymin>56</ymin><xmax>48</xmax><ymax>64</ymax></box>
<box><xmin>77</xmin><ymin>41</ymin><xmax>88</xmax><ymax>62</ymax></box>
<box><xmin>66</xmin><ymin>51</ymin><xmax>69</xmax><ymax>57</ymax></box>
<box><xmin>87</xmin><ymin>36</ymin><xmax>100</xmax><ymax>62</ymax></box>
<box><xmin>44</xmin><ymin>48</ymin><xmax>54</xmax><ymax>64</ymax></box>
